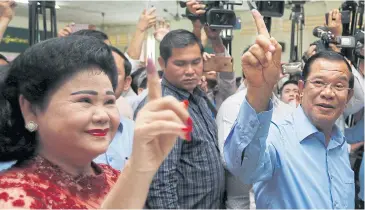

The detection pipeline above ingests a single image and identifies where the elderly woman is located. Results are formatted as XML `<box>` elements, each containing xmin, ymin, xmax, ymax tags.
<box><xmin>0</xmin><ymin>35</ymin><xmax>192</xmax><ymax>208</ymax></box>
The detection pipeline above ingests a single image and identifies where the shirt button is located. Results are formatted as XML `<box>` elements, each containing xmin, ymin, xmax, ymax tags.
<box><xmin>334</xmin><ymin>202</ymin><xmax>338</xmax><ymax>208</ymax></box>
<box><xmin>330</xmin><ymin>175</ymin><xmax>333</xmax><ymax>180</ymax></box>
<box><xmin>249</xmin><ymin>121</ymin><xmax>255</xmax><ymax>128</ymax></box>
<box><xmin>244</xmin><ymin>157</ymin><xmax>249</xmax><ymax>160</ymax></box>
<box><xmin>108</xmin><ymin>158</ymin><xmax>113</xmax><ymax>162</ymax></box>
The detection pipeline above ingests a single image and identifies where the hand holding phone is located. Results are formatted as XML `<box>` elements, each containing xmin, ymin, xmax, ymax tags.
<box><xmin>70</xmin><ymin>24</ymin><xmax>90</xmax><ymax>33</ymax></box>
<box><xmin>325</xmin><ymin>9</ymin><xmax>349</xmax><ymax>36</ymax></box>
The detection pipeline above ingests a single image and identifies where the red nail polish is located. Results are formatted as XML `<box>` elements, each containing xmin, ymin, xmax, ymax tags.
<box><xmin>187</xmin><ymin>117</ymin><xmax>193</xmax><ymax>126</ymax></box>
<box><xmin>181</xmin><ymin>126</ymin><xmax>192</xmax><ymax>132</ymax></box>
<box><xmin>183</xmin><ymin>100</ymin><xmax>189</xmax><ymax>109</ymax></box>
<box><xmin>185</xmin><ymin>133</ymin><xmax>191</xmax><ymax>141</ymax></box>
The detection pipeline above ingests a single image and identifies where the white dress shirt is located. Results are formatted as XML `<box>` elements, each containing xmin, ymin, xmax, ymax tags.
<box><xmin>216</xmin><ymin>85</ymin><xmax>294</xmax><ymax>209</ymax></box>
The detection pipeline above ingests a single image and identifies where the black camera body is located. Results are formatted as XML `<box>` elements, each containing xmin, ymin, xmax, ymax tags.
<box><xmin>256</xmin><ymin>0</ymin><xmax>285</xmax><ymax>17</ymax></box>
<box><xmin>180</xmin><ymin>1</ymin><xmax>237</xmax><ymax>29</ymax></box>
<box><xmin>312</xmin><ymin>26</ymin><xmax>357</xmax><ymax>53</ymax></box>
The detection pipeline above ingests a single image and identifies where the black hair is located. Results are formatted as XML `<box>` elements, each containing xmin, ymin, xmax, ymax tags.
<box><xmin>302</xmin><ymin>51</ymin><xmax>354</xmax><ymax>89</ymax></box>
<box><xmin>0</xmin><ymin>53</ymin><xmax>9</xmax><ymax>64</ymax></box>
<box><xmin>158</xmin><ymin>70</ymin><xmax>164</xmax><ymax>79</ymax></box>
<box><xmin>71</xmin><ymin>29</ymin><xmax>109</xmax><ymax>42</ymax></box>
<box><xmin>131</xmin><ymin>67</ymin><xmax>146</xmax><ymax>94</ymax></box>
<box><xmin>0</xmin><ymin>35</ymin><xmax>117</xmax><ymax>163</ymax></box>
<box><xmin>139</xmin><ymin>77</ymin><xmax>148</xmax><ymax>90</ymax></box>
<box><xmin>160</xmin><ymin>29</ymin><xmax>204</xmax><ymax>64</ymax></box>
<box><xmin>279</xmin><ymin>80</ymin><xmax>298</xmax><ymax>94</ymax></box>
<box><xmin>109</xmin><ymin>46</ymin><xmax>132</xmax><ymax>77</ymax></box>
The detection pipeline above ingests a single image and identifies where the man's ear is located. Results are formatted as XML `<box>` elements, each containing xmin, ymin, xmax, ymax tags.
<box><xmin>158</xmin><ymin>57</ymin><xmax>166</xmax><ymax>71</ymax></box>
<box><xmin>123</xmin><ymin>76</ymin><xmax>132</xmax><ymax>92</ymax></box>
<box><xmin>298</xmin><ymin>80</ymin><xmax>305</xmax><ymax>95</ymax></box>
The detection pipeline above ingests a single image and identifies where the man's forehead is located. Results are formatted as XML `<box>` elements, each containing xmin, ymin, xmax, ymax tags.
<box><xmin>284</xmin><ymin>83</ymin><xmax>298</xmax><ymax>88</ymax></box>
<box><xmin>283</xmin><ymin>83</ymin><xmax>298</xmax><ymax>90</ymax></box>
<box><xmin>310</xmin><ymin>59</ymin><xmax>350</xmax><ymax>76</ymax></box>
<box><xmin>309</xmin><ymin>69</ymin><xmax>350</xmax><ymax>81</ymax></box>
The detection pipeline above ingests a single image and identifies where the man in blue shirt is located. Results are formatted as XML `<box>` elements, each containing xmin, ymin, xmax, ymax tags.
<box><xmin>345</xmin><ymin>117</ymin><xmax>364</xmax><ymax>207</ymax></box>
<box><xmin>94</xmin><ymin>116</ymin><xmax>134</xmax><ymax>170</ymax></box>
<box><xmin>224</xmin><ymin>9</ymin><xmax>356</xmax><ymax>209</ymax></box>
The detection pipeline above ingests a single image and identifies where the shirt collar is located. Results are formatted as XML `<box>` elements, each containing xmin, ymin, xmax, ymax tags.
<box><xmin>293</xmin><ymin>105</ymin><xmax>345</xmax><ymax>147</ymax></box>
<box><xmin>328</xmin><ymin>124</ymin><xmax>345</xmax><ymax>149</ymax></box>
<box><xmin>293</xmin><ymin>106</ymin><xmax>321</xmax><ymax>142</ymax></box>
<box><xmin>161</xmin><ymin>77</ymin><xmax>206</xmax><ymax>100</ymax></box>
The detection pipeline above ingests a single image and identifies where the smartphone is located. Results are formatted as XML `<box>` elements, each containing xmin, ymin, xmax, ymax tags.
<box><xmin>70</xmin><ymin>24</ymin><xmax>90</xmax><ymax>33</ymax></box>
<box><xmin>203</xmin><ymin>56</ymin><xmax>233</xmax><ymax>72</ymax></box>
<box><xmin>325</xmin><ymin>10</ymin><xmax>351</xmax><ymax>25</ymax></box>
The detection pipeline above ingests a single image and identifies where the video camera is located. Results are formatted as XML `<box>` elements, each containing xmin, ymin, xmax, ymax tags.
<box><xmin>311</xmin><ymin>26</ymin><xmax>359</xmax><ymax>52</ymax></box>
<box><xmin>179</xmin><ymin>1</ymin><xmax>237</xmax><ymax>29</ymax></box>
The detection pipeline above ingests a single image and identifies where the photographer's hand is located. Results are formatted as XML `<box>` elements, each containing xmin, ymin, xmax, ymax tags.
<box><xmin>58</xmin><ymin>23</ymin><xmax>74</xmax><ymax>37</ymax></box>
<box><xmin>204</xmin><ymin>26</ymin><xmax>225</xmax><ymax>54</ymax></box>
<box><xmin>154</xmin><ymin>20</ymin><xmax>170</xmax><ymax>42</ymax></box>
<box><xmin>0</xmin><ymin>0</ymin><xmax>16</xmax><ymax>42</ymax></box>
<box><xmin>127</xmin><ymin>8</ymin><xmax>156</xmax><ymax>60</ymax></box>
<box><xmin>137</xmin><ymin>8</ymin><xmax>157</xmax><ymax>32</ymax></box>
<box><xmin>186</xmin><ymin>0</ymin><xmax>206</xmax><ymax>15</ymax></box>
<box><xmin>0</xmin><ymin>0</ymin><xmax>16</xmax><ymax>22</ymax></box>
<box><xmin>305</xmin><ymin>45</ymin><xmax>316</xmax><ymax>57</ymax></box>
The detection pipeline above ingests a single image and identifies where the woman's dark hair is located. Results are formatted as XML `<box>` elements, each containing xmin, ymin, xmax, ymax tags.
<box><xmin>72</xmin><ymin>29</ymin><xmax>109</xmax><ymax>42</ymax></box>
<box><xmin>160</xmin><ymin>29</ymin><xmax>204</xmax><ymax>64</ymax></box>
<box><xmin>0</xmin><ymin>53</ymin><xmax>9</xmax><ymax>64</ymax></box>
<box><xmin>0</xmin><ymin>35</ymin><xmax>117</xmax><ymax>163</ymax></box>
<box><xmin>302</xmin><ymin>51</ymin><xmax>354</xmax><ymax>89</ymax></box>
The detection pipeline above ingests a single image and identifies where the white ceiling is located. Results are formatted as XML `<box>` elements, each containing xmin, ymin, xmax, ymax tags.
<box><xmin>14</xmin><ymin>1</ymin><xmax>251</xmax><ymax>26</ymax></box>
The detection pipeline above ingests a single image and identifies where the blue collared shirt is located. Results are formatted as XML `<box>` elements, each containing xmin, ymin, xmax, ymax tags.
<box><xmin>224</xmin><ymin>98</ymin><xmax>355</xmax><ymax>209</ymax></box>
<box><xmin>94</xmin><ymin>116</ymin><xmax>134</xmax><ymax>170</ymax></box>
<box><xmin>0</xmin><ymin>117</ymin><xmax>134</xmax><ymax>172</ymax></box>
<box><xmin>345</xmin><ymin>118</ymin><xmax>364</xmax><ymax>201</ymax></box>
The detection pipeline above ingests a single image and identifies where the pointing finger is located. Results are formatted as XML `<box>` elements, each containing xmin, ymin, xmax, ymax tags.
<box><xmin>147</xmin><ymin>58</ymin><xmax>162</xmax><ymax>101</ymax></box>
<box><xmin>252</xmin><ymin>9</ymin><xmax>270</xmax><ymax>39</ymax></box>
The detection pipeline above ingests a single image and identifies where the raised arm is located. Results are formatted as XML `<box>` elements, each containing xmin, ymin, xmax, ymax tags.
<box><xmin>0</xmin><ymin>0</ymin><xmax>16</xmax><ymax>42</ymax></box>
<box><xmin>102</xmin><ymin>59</ymin><xmax>191</xmax><ymax>209</ymax></box>
<box><xmin>126</xmin><ymin>8</ymin><xmax>156</xmax><ymax>60</ymax></box>
<box><xmin>224</xmin><ymin>9</ymin><xmax>282</xmax><ymax>184</ymax></box>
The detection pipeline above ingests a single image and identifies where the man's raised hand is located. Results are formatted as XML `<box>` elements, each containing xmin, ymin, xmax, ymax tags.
<box><xmin>242</xmin><ymin>9</ymin><xmax>282</xmax><ymax>112</ymax></box>
<box><xmin>242</xmin><ymin>9</ymin><xmax>282</xmax><ymax>91</ymax></box>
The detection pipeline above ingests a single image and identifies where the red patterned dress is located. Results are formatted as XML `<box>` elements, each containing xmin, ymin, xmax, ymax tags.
<box><xmin>0</xmin><ymin>156</ymin><xmax>120</xmax><ymax>209</ymax></box>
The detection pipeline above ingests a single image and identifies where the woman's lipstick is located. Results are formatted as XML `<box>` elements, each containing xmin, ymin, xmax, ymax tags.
<box><xmin>87</xmin><ymin>129</ymin><xmax>109</xmax><ymax>137</ymax></box>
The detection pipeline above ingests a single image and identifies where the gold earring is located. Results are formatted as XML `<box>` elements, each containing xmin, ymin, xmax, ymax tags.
<box><xmin>25</xmin><ymin>121</ymin><xmax>38</xmax><ymax>132</ymax></box>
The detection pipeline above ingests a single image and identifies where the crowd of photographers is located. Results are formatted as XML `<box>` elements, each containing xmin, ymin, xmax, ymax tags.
<box><xmin>0</xmin><ymin>0</ymin><xmax>364</xmax><ymax>209</ymax></box>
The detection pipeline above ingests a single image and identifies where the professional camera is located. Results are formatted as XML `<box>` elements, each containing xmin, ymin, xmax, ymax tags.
<box><xmin>179</xmin><ymin>1</ymin><xmax>237</xmax><ymax>29</ymax></box>
<box><xmin>312</xmin><ymin>26</ymin><xmax>357</xmax><ymax>52</ymax></box>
